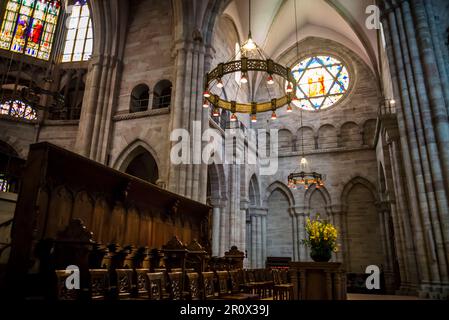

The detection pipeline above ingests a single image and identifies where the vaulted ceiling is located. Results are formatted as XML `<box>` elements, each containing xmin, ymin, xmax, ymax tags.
<box><xmin>223</xmin><ymin>0</ymin><xmax>379</xmax><ymax>72</ymax></box>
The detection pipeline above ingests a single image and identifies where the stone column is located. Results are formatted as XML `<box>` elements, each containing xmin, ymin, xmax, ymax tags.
<box><xmin>219</xmin><ymin>201</ymin><xmax>228</xmax><ymax>257</ymax></box>
<box><xmin>245</xmin><ymin>210</ymin><xmax>251</xmax><ymax>268</ymax></box>
<box><xmin>250</xmin><ymin>214</ymin><xmax>257</xmax><ymax>268</ymax></box>
<box><xmin>289</xmin><ymin>208</ymin><xmax>298</xmax><ymax>261</ymax></box>
<box><xmin>257</xmin><ymin>215</ymin><xmax>262</xmax><ymax>268</ymax></box>
<box><xmin>261</xmin><ymin>214</ymin><xmax>267</xmax><ymax>268</ymax></box>
<box><xmin>167</xmin><ymin>38</ymin><xmax>209</xmax><ymax>203</ymax></box>
<box><xmin>382</xmin><ymin>7</ymin><xmax>432</xmax><ymax>295</ymax></box>
<box><xmin>211</xmin><ymin>206</ymin><xmax>221</xmax><ymax>257</ymax></box>
<box><xmin>248</xmin><ymin>207</ymin><xmax>268</xmax><ymax>268</ymax></box>
<box><xmin>330</xmin><ymin>206</ymin><xmax>344</xmax><ymax>263</ymax></box>
<box><xmin>386</xmin><ymin>133</ymin><xmax>419</xmax><ymax>293</ymax></box>
<box><xmin>75</xmin><ymin>56</ymin><xmax>103</xmax><ymax>157</ymax></box>
<box><xmin>297</xmin><ymin>212</ymin><xmax>306</xmax><ymax>261</ymax></box>
<box><xmin>240</xmin><ymin>199</ymin><xmax>250</xmax><ymax>261</ymax></box>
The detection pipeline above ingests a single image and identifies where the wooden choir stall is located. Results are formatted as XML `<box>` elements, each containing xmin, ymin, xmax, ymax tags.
<box><xmin>2</xmin><ymin>142</ymin><xmax>212</xmax><ymax>299</ymax></box>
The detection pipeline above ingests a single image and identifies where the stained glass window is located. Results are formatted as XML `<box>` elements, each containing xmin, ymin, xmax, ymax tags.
<box><xmin>0</xmin><ymin>0</ymin><xmax>61</xmax><ymax>60</ymax></box>
<box><xmin>0</xmin><ymin>100</ymin><xmax>37</xmax><ymax>120</ymax></box>
<box><xmin>62</xmin><ymin>0</ymin><xmax>92</xmax><ymax>62</ymax></box>
<box><xmin>290</xmin><ymin>55</ymin><xmax>350</xmax><ymax>111</ymax></box>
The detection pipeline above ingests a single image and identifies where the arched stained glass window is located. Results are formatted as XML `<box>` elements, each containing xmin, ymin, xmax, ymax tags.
<box><xmin>291</xmin><ymin>55</ymin><xmax>350</xmax><ymax>111</ymax></box>
<box><xmin>0</xmin><ymin>100</ymin><xmax>37</xmax><ymax>120</ymax></box>
<box><xmin>0</xmin><ymin>0</ymin><xmax>61</xmax><ymax>60</ymax></box>
<box><xmin>62</xmin><ymin>0</ymin><xmax>92</xmax><ymax>62</ymax></box>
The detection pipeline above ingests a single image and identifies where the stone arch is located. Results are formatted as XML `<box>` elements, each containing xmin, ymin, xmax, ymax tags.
<box><xmin>152</xmin><ymin>80</ymin><xmax>172</xmax><ymax>109</ymax></box>
<box><xmin>113</xmin><ymin>140</ymin><xmax>160</xmax><ymax>184</ymax></box>
<box><xmin>304</xmin><ymin>185</ymin><xmax>332</xmax><ymax>217</ymax></box>
<box><xmin>266</xmin><ymin>184</ymin><xmax>295</xmax><ymax>259</ymax></box>
<box><xmin>340</xmin><ymin>121</ymin><xmax>362</xmax><ymax>147</ymax></box>
<box><xmin>341</xmin><ymin>176</ymin><xmax>378</xmax><ymax>206</ymax></box>
<box><xmin>130</xmin><ymin>83</ymin><xmax>150</xmax><ymax>112</ymax></box>
<box><xmin>296</xmin><ymin>126</ymin><xmax>315</xmax><ymax>152</ymax></box>
<box><xmin>318</xmin><ymin>124</ymin><xmax>338</xmax><ymax>149</ymax></box>
<box><xmin>0</xmin><ymin>140</ymin><xmax>19</xmax><ymax>157</ymax></box>
<box><xmin>87</xmin><ymin>0</ymin><xmax>128</xmax><ymax>60</ymax></box>
<box><xmin>248</xmin><ymin>174</ymin><xmax>261</xmax><ymax>207</ymax></box>
<box><xmin>264</xmin><ymin>181</ymin><xmax>295</xmax><ymax>208</ymax></box>
<box><xmin>0</xmin><ymin>138</ymin><xmax>27</xmax><ymax>159</ymax></box>
<box><xmin>362</xmin><ymin>119</ymin><xmax>377</xmax><ymax>146</ymax></box>
<box><xmin>341</xmin><ymin>176</ymin><xmax>384</xmax><ymax>273</ymax></box>
<box><xmin>207</xmin><ymin>163</ymin><xmax>227</xmax><ymax>204</ymax></box>
<box><xmin>114</xmin><ymin>140</ymin><xmax>160</xmax><ymax>172</ymax></box>
<box><xmin>278</xmin><ymin>129</ymin><xmax>293</xmax><ymax>152</ymax></box>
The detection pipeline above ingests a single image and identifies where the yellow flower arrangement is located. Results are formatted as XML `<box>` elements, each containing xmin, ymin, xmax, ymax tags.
<box><xmin>302</xmin><ymin>214</ymin><xmax>338</xmax><ymax>261</ymax></box>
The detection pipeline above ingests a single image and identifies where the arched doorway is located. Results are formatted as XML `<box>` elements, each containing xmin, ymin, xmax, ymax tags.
<box><xmin>124</xmin><ymin>148</ymin><xmax>159</xmax><ymax>184</ymax></box>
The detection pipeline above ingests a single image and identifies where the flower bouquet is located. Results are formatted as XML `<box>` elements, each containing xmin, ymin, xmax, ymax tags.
<box><xmin>302</xmin><ymin>215</ymin><xmax>338</xmax><ymax>262</ymax></box>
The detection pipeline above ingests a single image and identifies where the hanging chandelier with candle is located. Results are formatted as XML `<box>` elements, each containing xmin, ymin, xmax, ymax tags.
<box><xmin>203</xmin><ymin>0</ymin><xmax>297</xmax><ymax>123</ymax></box>
<box><xmin>287</xmin><ymin>0</ymin><xmax>325</xmax><ymax>190</ymax></box>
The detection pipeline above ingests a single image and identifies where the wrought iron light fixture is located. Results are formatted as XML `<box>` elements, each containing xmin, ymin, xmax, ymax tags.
<box><xmin>203</xmin><ymin>0</ymin><xmax>297</xmax><ymax>123</ymax></box>
<box><xmin>287</xmin><ymin>0</ymin><xmax>325</xmax><ymax>190</ymax></box>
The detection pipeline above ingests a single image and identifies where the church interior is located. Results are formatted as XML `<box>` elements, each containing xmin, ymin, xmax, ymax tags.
<box><xmin>0</xmin><ymin>0</ymin><xmax>448</xmax><ymax>301</ymax></box>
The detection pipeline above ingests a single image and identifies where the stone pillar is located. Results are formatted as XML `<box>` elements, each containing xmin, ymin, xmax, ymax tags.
<box><xmin>75</xmin><ymin>56</ymin><xmax>103</xmax><ymax>157</ymax></box>
<box><xmin>250</xmin><ymin>214</ymin><xmax>257</xmax><ymax>268</ymax></box>
<box><xmin>330</xmin><ymin>206</ymin><xmax>344</xmax><ymax>263</ymax></box>
<box><xmin>289</xmin><ymin>207</ymin><xmax>298</xmax><ymax>262</ymax></box>
<box><xmin>376</xmin><ymin>200</ymin><xmax>396</xmax><ymax>292</ymax></box>
<box><xmin>257</xmin><ymin>215</ymin><xmax>262</xmax><ymax>268</ymax></box>
<box><xmin>248</xmin><ymin>207</ymin><xmax>268</xmax><ymax>268</ymax></box>
<box><xmin>211</xmin><ymin>206</ymin><xmax>221</xmax><ymax>257</ymax></box>
<box><xmin>297</xmin><ymin>212</ymin><xmax>306</xmax><ymax>261</ymax></box>
<box><xmin>245</xmin><ymin>211</ymin><xmax>251</xmax><ymax>268</ymax></box>
<box><xmin>226</xmin><ymin>163</ymin><xmax>242</xmax><ymax>250</ymax></box>
<box><xmin>240</xmin><ymin>199</ymin><xmax>250</xmax><ymax>262</ymax></box>
<box><xmin>219</xmin><ymin>201</ymin><xmax>227</xmax><ymax>257</ymax></box>
<box><xmin>167</xmin><ymin>38</ymin><xmax>209</xmax><ymax>203</ymax></box>
<box><xmin>386</xmin><ymin>134</ymin><xmax>419</xmax><ymax>293</ymax></box>
<box><xmin>382</xmin><ymin>1</ymin><xmax>449</xmax><ymax>297</ymax></box>
<box><xmin>261</xmin><ymin>214</ymin><xmax>267</xmax><ymax>268</ymax></box>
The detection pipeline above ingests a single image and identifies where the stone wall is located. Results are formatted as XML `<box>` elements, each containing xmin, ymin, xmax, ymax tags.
<box><xmin>345</xmin><ymin>184</ymin><xmax>383</xmax><ymax>273</ymax></box>
<box><xmin>108</xmin><ymin>0</ymin><xmax>174</xmax><ymax>185</ymax></box>
<box><xmin>267</xmin><ymin>189</ymin><xmax>293</xmax><ymax>258</ymax></box>
<box><xmin>38</xmin><ymin>121</ymin><xmax>79</xmax><ymax>152</ymax></box>
<box><xmin>249</xmin><ymin>37</ymin><xmax>384</xmax><ymax>272</ymax></box>
<box><xmin>116</xmin><ymin>0</ymin><xmax>174</xmax><ymax>113</ymax></box>
<box><xmin>0</xmin><ymin>119</ymin><xmax>36</xmax><ymax>159</ymax></box>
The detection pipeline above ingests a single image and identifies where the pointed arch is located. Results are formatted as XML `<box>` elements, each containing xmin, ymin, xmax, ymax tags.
<box><xmin>61</xmin><ymin>0</ymin><xmax>93</xmax><ymax>62</ymax></box>
<box><xmin>248</xmin><ymin>174</ymin><xmax>261</xmax><ymax>207</ymax></box>
<box><xmin>304</xmin><ymin>185</ymin><xmax>331</xmax><ymax>208</ymax></box>
<box><xmin>264</xmin><ymin>181</ymin><xmax>295</xmax><ymax>208</ymax></box>
<box><xmin>207</xmin><ymin>163</ymin><xmax>227</xmax><ymax>203</ymax></box>
<box><xmin>341</xmin><ymin>176</ymin><xmax>378</xmax><ymax>208</ymax></box>
<box><xmin>113</xmin><ymin>139</ymin><xmax>161</xmax><ymax>176</ymax></box>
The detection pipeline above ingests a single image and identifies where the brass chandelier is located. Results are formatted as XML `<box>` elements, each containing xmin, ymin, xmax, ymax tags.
<box><xmin>287</xmin><ymin>0</ymin><xmax>325</xmax><ymax>190</ymax></box>
<box><xmin>203</xmin><ymin>0</ymin><xmax>298</xmax><ymax>123</ymax></box>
